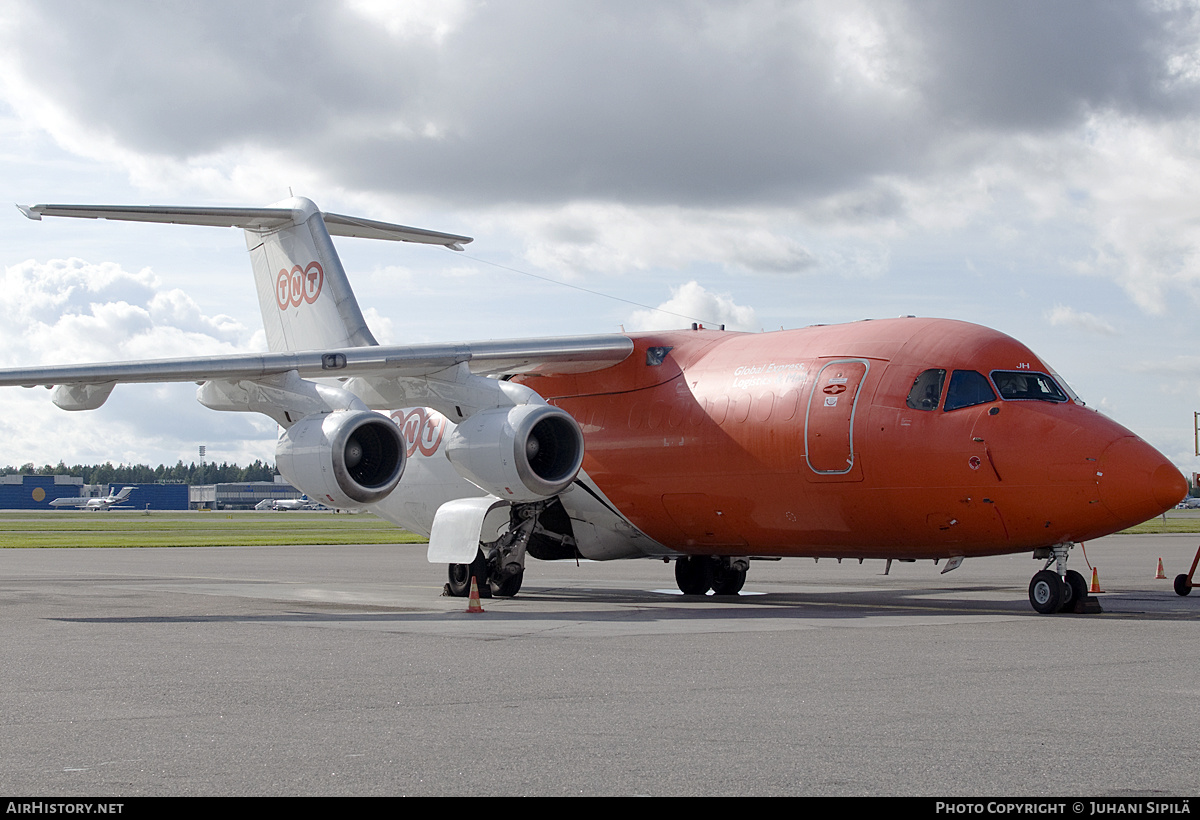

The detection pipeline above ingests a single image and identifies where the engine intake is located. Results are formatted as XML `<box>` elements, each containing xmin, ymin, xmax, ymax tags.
<box><xmin>446</xmin><ymin>404</ymin><xmax>584</xmax><ymax>502</ymax></box>
<box><xmin>276</xmin><ymin>410</ymin><xmax>405</xmax><ymax>508</ymax></box>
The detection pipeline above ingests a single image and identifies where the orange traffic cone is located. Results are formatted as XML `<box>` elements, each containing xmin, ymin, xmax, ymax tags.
<box><xmin>466</xmin><ymin>577</ymin><xmax>485</xmax><ymax>613</ymax></box>
<box><xmin>1156</xmin><ymin>558</ymin><xmax>1167</xmax><ymax>580</ymax></box>
<box><xmin>1090</xmin><ymin>567</ymin><xmax>1105</xmax><ymax>593</ymax></box>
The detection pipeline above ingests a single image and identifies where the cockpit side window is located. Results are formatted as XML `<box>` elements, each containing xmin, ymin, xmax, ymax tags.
<box><xmin>990</xmin><ymin>371</ymin><xmax>1069</xmax><ymax>403</ymax></box>
<box><xmin>944</xmin><ymin>370</ymin><xmax>996</xmax><ymax>411</ymax></box>
<box><xmin>906</xmin><ymin>368</ymin><xmax>946</xmax><ymax>411</ymax></box>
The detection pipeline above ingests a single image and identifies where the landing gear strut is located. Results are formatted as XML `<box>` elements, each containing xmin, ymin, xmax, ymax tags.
<box><xmin>1173</xmin><ymin>544</ymin><xmax>1199</xmax><ymax>596</ymax></box>
<box><xmin>445</xmin><ymin>501</ymin><xmax>557</xmax><ymax>599</ymax></box>
<box><xmin>1028</xmin><ymin>543</ymin><xmax>1094</xmax><ymax>614</ymax></box>
<box><xmin>674</xmin><ymin>556</ymin><xmax>748</xmax><ymax>596</ymax></box>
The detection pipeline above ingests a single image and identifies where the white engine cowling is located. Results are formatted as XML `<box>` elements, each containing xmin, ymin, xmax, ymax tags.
<box><xmin>446</xmin><ymin>404</ymin><xmax>584</xmax><ymax>502</ymax></box>
<box><xmin>276</xmin><ymin>410</ymin><xmax>406</xmax><ymax>508</ymax></box>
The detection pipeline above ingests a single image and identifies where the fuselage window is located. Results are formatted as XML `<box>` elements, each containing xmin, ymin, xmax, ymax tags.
<box><xmin>906</xmin><ymin>368</ymin><xmax>946</xmax><ymax>411</ymax></box>
<box><xmin>944</xmin><ymin>370</ymin><xmax>997</xmax><ymax>411</ymax></box>
<box><xmin>990</xmin><ymin>371</ymin><xmax>1069</xmax><ymax>402</ymax></box>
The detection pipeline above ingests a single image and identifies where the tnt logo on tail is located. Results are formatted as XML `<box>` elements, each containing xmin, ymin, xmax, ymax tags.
<box><xmin>275</xmin><ymin>262</ymin><xmax>324</xmax><ymax>310</ymax></box>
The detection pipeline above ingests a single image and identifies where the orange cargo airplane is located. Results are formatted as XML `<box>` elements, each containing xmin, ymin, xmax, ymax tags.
<box><xmin>2</xmin><ymin>199</ymin><xmax>1186</xmax><ymax>614</ymax></box>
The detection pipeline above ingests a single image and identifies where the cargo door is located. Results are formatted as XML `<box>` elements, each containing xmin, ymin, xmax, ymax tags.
<box><xmin>805</xmin><ymin>359</ymin><xmax>870</xmax><ymax>475</ymax></box>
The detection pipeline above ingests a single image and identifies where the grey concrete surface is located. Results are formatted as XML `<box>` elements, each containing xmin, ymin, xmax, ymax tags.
<box><xmin>1</xmin><ymin>534</ymin><xmax>1197</xmax><ymax>796</ymax></box>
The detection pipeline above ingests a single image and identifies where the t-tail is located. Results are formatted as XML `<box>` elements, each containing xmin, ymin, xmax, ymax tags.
<box><xmin>18</xmin><ymin>197</ymin><xmax>472</xmax><ymax>352</ymax></box>
<box><xmin>246</xmin><ymin>197</ymin><xmax>378</xmax><ymax>351</ymax></box>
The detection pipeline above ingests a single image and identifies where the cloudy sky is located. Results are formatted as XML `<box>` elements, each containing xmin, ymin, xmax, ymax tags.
<box><xmin>2</xmin><ymin>0</ymin><xmax>1200</xmax><ymax>475</ymax></box>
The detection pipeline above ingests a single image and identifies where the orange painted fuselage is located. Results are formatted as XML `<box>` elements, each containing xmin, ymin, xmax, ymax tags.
<box><xmin>518</xmin><ymin>317</ymin><xmax>1185</xmax><ymax>559</ymax></box>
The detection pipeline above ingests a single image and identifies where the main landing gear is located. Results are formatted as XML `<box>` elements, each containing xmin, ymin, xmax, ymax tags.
<box><xmin>447</xmin><ymin>544</ymin><xmax>524</xmax><ymax>599</ymax></box>
<box><xmin>447</xmin><ymin>549</ymin><xmax>492</xmax><ymax>598</ymax></box>
<box><xmin>447</xmin><ymin>541</ymin><xmax>527</xmax><ymax>598</ymax></box>
<box><xmin>446</xmin><ymin>502</ymin><xmax>557</xmax><ymax>599</ymax></box>
<box><xmin>1028</xmin><ymin>543</ymin><xmax>1093</xmax><ymax>614</ymax></box>
<box><xmin>674</xmin><ymin>556</ymin><xmax>749</xmax><ymax>596</ymax></box>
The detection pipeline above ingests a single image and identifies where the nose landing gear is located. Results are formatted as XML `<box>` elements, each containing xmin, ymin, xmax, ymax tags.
<box><xmin>1028</xmin><ymin>544</ymin><xmax>1097</xmax><ymax>614</ymax></box>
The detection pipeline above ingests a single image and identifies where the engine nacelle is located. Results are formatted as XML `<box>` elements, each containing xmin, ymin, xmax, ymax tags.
<box><xmin>276</xmin><ymin>410</ymin><xmax>405</xmax><ymax>508</ymax></box>
<box><xmin>446</xmin><ymin>404</ymin><xmax>584</xmax><ymax>502</ymax></box>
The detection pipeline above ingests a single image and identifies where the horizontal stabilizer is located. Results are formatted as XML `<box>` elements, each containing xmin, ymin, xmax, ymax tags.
<box><xmin>17</xmin><ymin>203</ymin><xmax>472</xmax><ymax>250</ymax></box>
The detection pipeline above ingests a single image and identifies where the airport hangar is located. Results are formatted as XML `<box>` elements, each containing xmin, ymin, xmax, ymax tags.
<box><xmin>0</xmin><ymin>474</ymin><xmax>305</xmax><ymax>511</ymax></box>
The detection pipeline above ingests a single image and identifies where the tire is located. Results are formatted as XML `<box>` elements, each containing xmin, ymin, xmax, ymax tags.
<box><xmin>489</xmin><ymin>568</ymin><xmax>524</xmax><ymax>597</ymax></box>
<box><xmin>447</xmin><ymin>549</ymin><xmax>489</xmax><ymax>597</ymax></box>
<box><xmin>1061</xmin><ymin>569</ymin><xmax>1088</xmax><ymax>612</ymax></box>
<box><xmin>711</xmin><ymin>563</ymin><xmax>746</xmax><ymax>596</ymax></box>
<box><xmin>1175</xmin><ymin>573</ymin><xmax>1193</xmax><ymax>597</ymax></box>
<box><xmin>1029</xmin><ymin>570</ymin><xmax>1064</xmax><ymax>614</ymax></box>
<box><xmin>674</xmin><ymin>555</ymin><xmax>713</xmax><ymax>595</ymax></box>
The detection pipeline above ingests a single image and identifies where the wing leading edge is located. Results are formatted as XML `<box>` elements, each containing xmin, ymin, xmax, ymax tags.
<box><xmin>0</xmin><ymin>334</ymin><xmax>633</xmax><ymax>392</ymax></box>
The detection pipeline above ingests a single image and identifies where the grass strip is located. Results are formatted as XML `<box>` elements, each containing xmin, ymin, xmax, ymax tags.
<box><xmin>0</xmin><ymin>511</ymin><xmax>426</xmax><ymax>548</ymax></box>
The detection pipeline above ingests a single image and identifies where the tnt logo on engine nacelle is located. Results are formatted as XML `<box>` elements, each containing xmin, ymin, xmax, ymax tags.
<box><xmin>390</xmin><ymin>407</ymin><xmax>447</xmax><ymax>457</ymax></box>
<box><xmin>275</xmin><ymin>262</ymin><xmax>324</xmax><ymax>310</ymax></box>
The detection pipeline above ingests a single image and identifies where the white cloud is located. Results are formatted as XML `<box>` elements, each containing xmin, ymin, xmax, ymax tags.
<box><xmin>0</xmin><ymin>257</ymin><xmax>263</xmax><ymax>466</ymax></box>
<box><xmin>344</xmin><ymin>0</ymin><xmax>475</xmax><ymax>43</ymax></box>
<box><xmin>1046</xmin><ymin>305</ymin><xmax>1118</xmax><ymax>336</ymax></box>
<box><xmin>0</xmin><ymin>259</ymin><xmax>252</xmax><ymax>365</ymax></box>
<box><xmin>517</xmin><ymin>203</ymin><xmax>818</xmax><ymax>278</ymax></box>
<box><xmin>626</xmin><ymin>281</ymin><xmax>758</xmax><ymax>332</ymax></box>
<box><xmin>1059</xmin><ymin>114</ymin><xmax>1200</xmax><ymax>315</ymax></box>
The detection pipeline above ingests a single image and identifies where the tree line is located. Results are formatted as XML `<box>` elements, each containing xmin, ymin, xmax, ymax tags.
<box><xmin>0</xmin><ymin>460</ymin><xmax>278</xmax><ymax>486</ymax></box>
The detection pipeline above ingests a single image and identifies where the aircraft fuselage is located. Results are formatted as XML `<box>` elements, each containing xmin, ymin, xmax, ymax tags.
<box><xmin>509</xmin><ymin>317</ymin><xmax>1182</xmax><ymax>560</ymax></box>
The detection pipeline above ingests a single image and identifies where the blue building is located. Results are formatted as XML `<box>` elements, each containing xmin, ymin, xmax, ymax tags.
<box><xmin>0</xmin><ymin>474</ymin><xmax>84</xmax><ymax>509</ymax></box>
<box><xmin>0</xmin><ymin>476</ymin><xmax>188</xmax><ymax>510</ymax></box>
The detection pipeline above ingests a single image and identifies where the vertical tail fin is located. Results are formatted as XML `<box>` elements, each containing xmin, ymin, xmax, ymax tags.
<box><xmin>246</xmin><ymin>197</ymin><xmax>377</xmax><ymax>352</ymax></box>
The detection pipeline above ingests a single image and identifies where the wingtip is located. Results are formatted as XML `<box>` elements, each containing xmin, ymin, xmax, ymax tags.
<box><xmin>16</xmin><ymin>204</ymin><xmax>40</xmax><ymax>221</ymax></box>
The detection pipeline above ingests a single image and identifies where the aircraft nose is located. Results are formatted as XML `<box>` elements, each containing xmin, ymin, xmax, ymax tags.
<box><xmin>1097</xmin><ymin>436</ymin><xmax>1187</xmax><ymax>524</ymax></box>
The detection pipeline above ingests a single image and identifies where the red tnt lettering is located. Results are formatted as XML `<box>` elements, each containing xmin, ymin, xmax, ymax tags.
<box><xmin>274</xmin><ymin>261</ymin><xmax>325</xmax><ymax>310</ymax></box>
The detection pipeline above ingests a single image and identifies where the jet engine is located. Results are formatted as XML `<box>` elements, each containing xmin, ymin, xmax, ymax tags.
<box><xmin>276</xmin><ymin>410</ymin><xmax>406</xmax><ymax>509</ymax></box>
<box><xmin>446</xmin><ymin>404</ymin><xmax>584</xmax><ymax>502</ymax></box>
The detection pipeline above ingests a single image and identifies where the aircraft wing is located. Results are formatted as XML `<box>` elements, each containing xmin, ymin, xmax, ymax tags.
<box><xmin>0</xmin><ymin>335</ymin><xmax>633</xmax><ymax>388</ymax></box>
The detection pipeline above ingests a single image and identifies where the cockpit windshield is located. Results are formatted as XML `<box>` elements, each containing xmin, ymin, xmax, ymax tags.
<box><xmin>990</xmin><ymin>371</ymin><xmax>1069</xmax><ymax>403</ymax></box>
<box><xmin>906</xmin><ymin>368</ymin><xmax>945</xmax><ymax>411</ymax></box>
<box><xmin>944</xmin><ymin>370</ymin><xmax>996</xmax><ymax>411</ymax></box>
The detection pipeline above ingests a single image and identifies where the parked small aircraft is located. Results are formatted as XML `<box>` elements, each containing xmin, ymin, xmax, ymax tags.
<box><xmin>50</xmin><ymin>485</ymin><xmax>136</xmax><ymax>511</ymax></box>
<box><xmin>4</xmin><ymin>199</ymin><xmax>1186</xmax><ymax>612</ymax></box>
<box><xmin>255</xmin><ymin>497</ymin><xmax>319</xmax><ymax>511</ymax></box>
